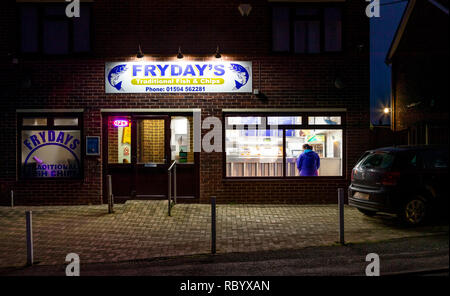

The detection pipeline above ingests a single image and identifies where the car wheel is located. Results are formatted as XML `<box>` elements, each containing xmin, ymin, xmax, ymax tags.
<box><xmin>357</xmin><ymin>208</ymin><xmax>377</xmax><ymax>216</ymax></box>
<box><xmin>400</xmin><ymin>196</ymin><xmax>428</xmax><ymax>226</ymax></box>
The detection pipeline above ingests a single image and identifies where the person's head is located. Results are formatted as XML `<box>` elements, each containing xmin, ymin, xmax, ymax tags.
<box><xmin>303</xmin><ymin>144</ymin><xmax>313</xmax><ymax>150</ymax></box>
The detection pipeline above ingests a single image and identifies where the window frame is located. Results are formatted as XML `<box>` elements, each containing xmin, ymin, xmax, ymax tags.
<box><xmin>17</xmin><ymin>112</ymin><xmax>84</xmax><ymax>180</ymax></box>
<box><xmin>16</xmin><ymin>2</ymin><xmax>93</xmax><ymax>57</ymax></box>
<box><xmin>223</xmin><ymin>112</ymin><xmax>346</xmax><ymax>179</ymax></box>
<box><xmin>270</xmin><ymin>3</ymin><xmax>344</xmax><ymax>55</ymax></box>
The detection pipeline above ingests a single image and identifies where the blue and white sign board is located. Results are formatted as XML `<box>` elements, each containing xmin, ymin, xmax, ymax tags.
<box><xmin>21</xmin><ymin>130</ymin><xmax>81</xmax><ymax>178</ymax></box>
<box><xmin>105</xmin><ymin>61</ymin><xmax>252</xmax><ymax>93</ymax></box>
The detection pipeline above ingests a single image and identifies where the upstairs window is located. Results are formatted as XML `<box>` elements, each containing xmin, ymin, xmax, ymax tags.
<box><xmin>272</xmin><ymin>6</ymin><xmax>342</xmax><ymax>53</ymax></box>
<box><xmin>19</xmin><ymin>3</ymin><xmax>91</xmax><ymax>55</ymax></box>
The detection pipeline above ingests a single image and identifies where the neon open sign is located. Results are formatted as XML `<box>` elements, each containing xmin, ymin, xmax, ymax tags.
<box><xmin>113</xmin><ymin>119</ymin><xmax>129</xmax><ymax>127</ymax></box>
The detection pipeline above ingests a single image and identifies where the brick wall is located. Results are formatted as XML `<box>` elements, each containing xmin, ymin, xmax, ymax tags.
<box><xmin>0</xmin><ymin>0</ymin><xmax>369</xmax><ymax>205</ymax></box>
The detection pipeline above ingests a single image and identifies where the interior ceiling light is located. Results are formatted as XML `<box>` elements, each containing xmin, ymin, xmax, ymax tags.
<box><xmin>177</xmin><ymin>46</ymin><xmax>183</xmax><ymax>59</ymax></box>
<box><xmin>215</xmin><ymin>45</ymin><xmax>221</xmax><ymax>59</ymax></box>
<box><xmin>136</xmin><ymin>44</ymin><xmax>144</xmax><ymax>58</ymax></box>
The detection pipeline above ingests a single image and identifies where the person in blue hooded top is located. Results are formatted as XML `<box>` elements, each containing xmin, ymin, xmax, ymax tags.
<box><xmin>297</xmin><ymin>144</ymin><xmax>320</xmax><ymax>176</ymax></box>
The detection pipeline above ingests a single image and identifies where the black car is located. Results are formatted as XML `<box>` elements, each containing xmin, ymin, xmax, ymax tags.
<box><xmin>348</xmin><ymin>145</ymin><xmax>448</xmax><ymax>225</ymax></box>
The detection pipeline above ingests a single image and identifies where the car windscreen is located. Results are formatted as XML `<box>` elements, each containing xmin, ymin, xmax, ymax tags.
<box><xmin>358</xmin><ymin>152</ymin><xmax>395</xmax><ymax>169</ymax></box>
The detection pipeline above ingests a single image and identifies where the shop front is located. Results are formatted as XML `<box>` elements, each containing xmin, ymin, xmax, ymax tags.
<box><xmin>3</xmin><ymin>55</ymin><xmax>369</xmax><ymax>206</ymax></box>
<box><xmin>1</xmin><ymin>0</ymin><xmax>369</xmax><ymax>206</ymax></box>
<box><xmin>6</xmin><ymin>55</ymin><xmax>366</xmax><ymax>206</ymax></box>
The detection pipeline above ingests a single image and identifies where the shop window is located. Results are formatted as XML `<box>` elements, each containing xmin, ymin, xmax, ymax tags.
<box><xmin>267</xmin><ymin>116</ymin><xmax>302</xmax><ymax>125</ymax></box>
<box><xmin>170</xmin><ymin>116</ymin><xmax>194</xmax><ymax>164</ymax></box>
<box><xmin>23</xmin><ymin>117</ymin><xmax>47</xmax><ymax>126</ymax></box>
<box><xmin>108</xmin><ymin>116</ymin><xmax>132</xmax><ymax>164</ymax></box>
<box><xmin>19</xmin><ymin>4</ymin><xmax>91</xmax><ymax>54</ymax></box>
<box><xmin>286</xmin><ymin>129</ymin><xmax>342</xmax><ymax>176</ymax></box>
<box><xmin>272</xmin><ymin>6</ymin><xmax>342</xmax><ymax>53</ymax></box>
<box><xmin>226</xmin><ymin>129</ymin><xmax>283</xmax><ymax>177</ymax></box>
<box><xmin>308</xmin><ymin>116</ymin><xmax>341</xmax><ymax>125</ymax></box>
<box><xmin>226</xmin><ymin>116</ymin><xmax>262</xmax><ymax>126</ymax></box>
<box><xmin>19</xmin><ymin>114</ymin><xmax>82</xmax><ymax>179</ymax></box>
<box><xmin>225</xmin><ymin>114</ymin><xmax>344</xmax><ymax>178</ymax></box>
<box><xmin>54</xmin><ymin>118</ymin><xmax>79</xmax><ymax>126</ymax></box>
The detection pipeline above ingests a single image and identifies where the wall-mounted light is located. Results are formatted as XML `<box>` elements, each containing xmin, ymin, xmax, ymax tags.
<box><xmin>136</xmin><ymin>44</ymin><xmax>144</xmax><ymax>59</ymax></box>
<box><xmin>215</xmin><ymin>45</ymin><xmax>221</xmax><ymax>59</ymax></box>
<box><xmin>383</xmin><ymin>107</ymin><xmax>390</xmax><ymax>114</ymax></box>
<box><xmin>177</xmin><ymin>46</ymin><xmax>183</xmax><ymax>59</ymax></box>
<box><xmin>334</xmin><ymin>76</ymin><xmax>345</xmax><ymax>89</ymax></box>
<box><xmin>238</xmin><ymin>4</ymin><xmax>252</xmax><ymax>16</ymax></box>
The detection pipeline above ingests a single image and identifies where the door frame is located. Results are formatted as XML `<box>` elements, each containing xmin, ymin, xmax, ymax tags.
<box><xmin>102</xmin><ymin>111</ymin><xmax>200</xmax><ymax>203</ymax></box>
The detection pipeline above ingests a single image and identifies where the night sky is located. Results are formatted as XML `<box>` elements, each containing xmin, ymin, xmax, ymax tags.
<box><xmin>370</xmin><ymin>0</ymin><xmax>408</xmax><ymax>125</ymax></box>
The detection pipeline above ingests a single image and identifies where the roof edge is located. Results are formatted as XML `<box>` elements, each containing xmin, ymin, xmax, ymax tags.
<box><xmin>428</xmin><ymin>0</ymin><xmax>449</xmax><ymax>15</ymax></box>
<box><xmin>385</xmin><ymin>0</ymin><xmax>416</xmax><ymax>64</ymax></box>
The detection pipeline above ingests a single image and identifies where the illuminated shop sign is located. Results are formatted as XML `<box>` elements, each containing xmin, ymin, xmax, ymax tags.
<box><xmin>113</xmin><ymin>119</ymin><xmax>129</xmax><ymax>127</ymax></box>
<box><xmin>105</xmin><ymin>61</ymin><xmax>252</xmax><ymax>93</ymax></box>
<box><xmin>21</xmin><ymin>130</ymin><xmax>81</xmax><ymax>178</ymax></box>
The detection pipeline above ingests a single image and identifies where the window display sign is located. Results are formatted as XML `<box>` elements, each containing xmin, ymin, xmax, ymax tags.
<box><xmin>105</xmin><ymin>61</ymin><xmax>252</xmax><ymax>93</ymax></box>
<box><xmin>21</xmin><ymin>130</ymin><xmax>81</xmax><ymax>178</ymax></box>
<box><xmin>113</xmin><ymin>119</ymin><xmax>129</xmax><ymax>127</ymax></box>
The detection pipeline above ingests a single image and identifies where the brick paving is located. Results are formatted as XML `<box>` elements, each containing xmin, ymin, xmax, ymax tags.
<box><xmin>0</xmin><ymin>201</ymin><xmax>447</xmax><ymax>267</ymax></box>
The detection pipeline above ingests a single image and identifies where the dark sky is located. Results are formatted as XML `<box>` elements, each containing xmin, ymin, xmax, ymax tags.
<box><xmin>370</xmin><ymin>0</ymin><xmax>408</xmax><ymax>125</ymax></box>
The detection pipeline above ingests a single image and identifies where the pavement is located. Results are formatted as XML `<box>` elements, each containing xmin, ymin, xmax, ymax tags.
<box><xmin>0</xmin><ymin>200</ymin><xmax>448</xmax><ymax>269</ymax></box>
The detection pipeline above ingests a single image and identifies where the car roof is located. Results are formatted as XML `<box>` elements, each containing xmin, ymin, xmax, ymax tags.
<box><xmin>365</xmin><ymin>145</ymin><xmax>448</xmax><ymax>153</ymax></box>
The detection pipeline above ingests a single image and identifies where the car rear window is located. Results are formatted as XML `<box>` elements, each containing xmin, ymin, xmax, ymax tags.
<box><xmin>359</xmin><ymin>152</ymin><xmax>394</xmax><ymax>169</ymax></box>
